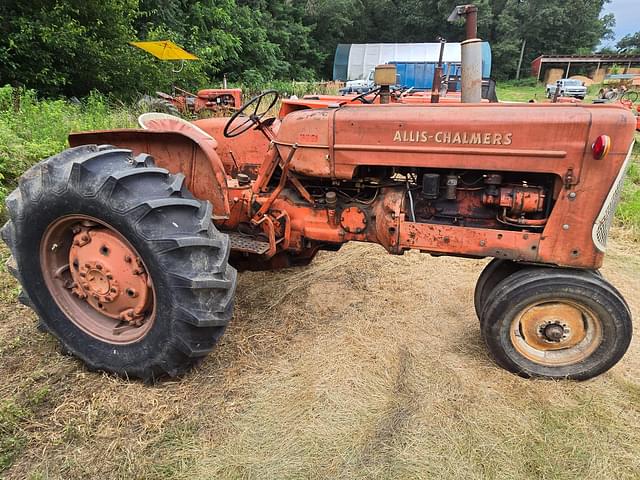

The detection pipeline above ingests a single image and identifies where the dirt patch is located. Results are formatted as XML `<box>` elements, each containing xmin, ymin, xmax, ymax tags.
<box><xmin>0</xmin><ymin>234</ymin><xmax>639</xmax><ymax>479</ymax></box>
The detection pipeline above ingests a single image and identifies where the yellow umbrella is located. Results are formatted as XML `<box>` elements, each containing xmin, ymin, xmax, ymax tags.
<box><xmin>129</xmin><ymin>40</ymin><xmax>199</xmax><ymax>61</ymax></box>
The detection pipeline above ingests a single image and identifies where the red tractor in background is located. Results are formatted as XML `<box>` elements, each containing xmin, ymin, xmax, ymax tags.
<box><xmin>3</xmin><ymin>6</ymin><xmax>637</xmax><ymax>383</ymax></box>
<box><xmin>156</xmin><ymin>85</ymin><xmax>243</xmax><ymax>117</ymax></box>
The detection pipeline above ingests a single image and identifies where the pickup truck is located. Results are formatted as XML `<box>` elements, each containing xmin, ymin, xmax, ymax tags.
<box><xmin>340</xmin><ymin>69</ymin><xmax>375</xmax><ymax>95</ymax></box>
<box><xmin>546</xmin><ymin>79</ymin><xmax>587</xmax><ymax>99</ymax></box>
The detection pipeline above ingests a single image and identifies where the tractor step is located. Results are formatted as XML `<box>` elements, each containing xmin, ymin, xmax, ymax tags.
<box><xmin>227</xmin><ymin>232</ymin><xmax>270</xmax><ymax>255</ymax></box>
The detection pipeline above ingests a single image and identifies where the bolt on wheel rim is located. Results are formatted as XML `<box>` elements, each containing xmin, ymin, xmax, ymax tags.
<box><xmin>510</xmin><ymin>299</ymin><xmax>602</xmax><ymax>366</ymax></box>
<box><xmin>40</xmin><ymin>215</ymin><xmax>156</xmax><ymax>344</ymax></box>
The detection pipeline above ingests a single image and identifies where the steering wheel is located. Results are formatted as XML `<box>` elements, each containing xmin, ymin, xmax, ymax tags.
<box><xmin>224</xmin><ymin>90</ymin><xmax>279</xmax><ymax>138</ymax></box>
<box><xmin>352</xmin><ymin>86</ymin><xmax>383</xmax><ymax>104</ymax></box>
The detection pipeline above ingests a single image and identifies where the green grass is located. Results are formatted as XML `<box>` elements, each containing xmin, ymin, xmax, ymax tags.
<box><xmin>2</xmin><ymin>240</ymin><xmax>640</xmax><ymax>479</ymax></box>
<box><xmin>496</xmin><ymin>79</ymin><xmax>546</xmax><ymax>102</ymax></box>
<box><xmin>0</xmin><ymin>387</ymin><xmax>50</xmax><ymax>471</ymax></box>
<box><xmin>496</xmin><ymin>78</ymin><xmax>603</xmax><ymax>103</ymax></box>
<box><xmin>618</xmin><ymin>138</ymin><xmax>640</xmax><ymax>239</ymax></box>
<box><xmin>0</xmin><ymin>86</ymin><xmax>136</xmax><ymax>212</ymax></box>
<box><xmin>0</xmin><ymin>400</ymin><xmax>28</xmax><ymax>471</ymax></box>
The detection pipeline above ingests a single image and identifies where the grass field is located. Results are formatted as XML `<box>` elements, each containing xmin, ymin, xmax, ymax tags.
<box><xmin>0</xmin><ymin>85</ymin><xmax>639</xmax><ymax>479</ymax></box>
<box><xmin>1</xmin><ymin>237</ymin><xmax>639</xmax><ymax>479</ymax></box>
<box><xmin>495</xmin><ymin>79</ymin><xmax>601</xmax><ymax>103</ymax></box>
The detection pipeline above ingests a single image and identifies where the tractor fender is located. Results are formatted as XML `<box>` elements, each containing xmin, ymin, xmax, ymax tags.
<box><xmin>69</xmin><ymin>129</ymin><xmax>230</xmax><ymax>219</ymax></box>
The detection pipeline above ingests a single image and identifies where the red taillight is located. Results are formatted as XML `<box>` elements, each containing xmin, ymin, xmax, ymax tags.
<box><xmin>592</xmin><ymin>135</ymin><xmax>611</xmax><ymax>160</ymax></box>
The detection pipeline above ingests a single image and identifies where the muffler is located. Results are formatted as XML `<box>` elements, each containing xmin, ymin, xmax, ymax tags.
<box><xmin>449</xmin><ymin>4</ymin><xmax>482</xmax><ymax>103</ymax></box>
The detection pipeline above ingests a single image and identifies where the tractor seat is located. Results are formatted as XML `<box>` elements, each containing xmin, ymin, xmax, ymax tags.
<box><xmin>138</xmin><ymin>112</ymin><xmax>218</xmax><ymax>149</ymax></box>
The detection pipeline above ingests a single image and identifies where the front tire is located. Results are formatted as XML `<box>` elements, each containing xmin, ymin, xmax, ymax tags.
<box><xmin>474</xmin><ymin>259</ymin><xmax>524</xmax><ymax>320</ymax></box>
<box><xmin>480</xmin><ymin>268</ymin><xmax>632</xmax><ymax>380</ymax></box>
<box><xmin>2</xmin><ymin>145</ymin><xmax>237</xmax><ymax>382</ymax></box>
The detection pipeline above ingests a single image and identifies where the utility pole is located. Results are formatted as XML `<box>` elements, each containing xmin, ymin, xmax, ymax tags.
<box><xmin>516</xmin><ymin>39</ymin><xmax>526</xmax><ymax>80</ymax></box>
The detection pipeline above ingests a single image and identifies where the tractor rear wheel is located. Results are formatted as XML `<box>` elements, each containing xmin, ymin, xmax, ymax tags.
<box><xmin>137</xmin><ymin>95</ymin><xmax>181</xmax><ymax>117</ymax></box>
<box><xmin>480</xmin><ymin>268</ymin><xmax>632</xmax><ymax>380</ymax></box>
<box><xmin>2</xmin><ymin>145</ymin><xmax>236</xmax><ymax>382</ymax></box>
<box><xmin>473</xmin><ymin>259</ymin><xmax>524</xmax><ymax>320</ymax></box>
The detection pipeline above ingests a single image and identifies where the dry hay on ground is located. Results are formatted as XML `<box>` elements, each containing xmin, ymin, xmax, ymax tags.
<box><xmin>0</xmin><ymin>234</ymin><xmax>639</xmax><ymax>479</ymax></box>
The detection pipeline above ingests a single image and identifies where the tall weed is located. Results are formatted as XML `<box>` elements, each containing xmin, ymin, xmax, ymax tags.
<box><xmin>0</xmin><ymin>86</ymin><xmax>135</xmax><ymax>215</ymax></box>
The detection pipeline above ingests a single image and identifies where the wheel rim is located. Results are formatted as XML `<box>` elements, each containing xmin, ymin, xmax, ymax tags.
<box><xmin>510</xmin><ymin>299</ymin><xmax>603</xmax><ymax>366</ymax></box>
<box><xmin>40</xmin><ymin>215</ymin><xmax>156</xmax><ymax>344</ymax></box>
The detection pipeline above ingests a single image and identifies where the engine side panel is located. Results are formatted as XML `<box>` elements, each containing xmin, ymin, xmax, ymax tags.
<box><xmin>273</xmin><ymin>103</ymin><xmax>635</xmax><ymax>268</ymax></box>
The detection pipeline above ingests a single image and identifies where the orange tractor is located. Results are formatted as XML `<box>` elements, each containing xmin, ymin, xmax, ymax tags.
<box><xmin>3</xmin><ymin>8</ymin><xmax>637</xmax><ymax>382</ymax></box>
<box><xmin>153</xmin><ymin>86</ymin><xmax>243</xmax><ymax>117</ymax></box>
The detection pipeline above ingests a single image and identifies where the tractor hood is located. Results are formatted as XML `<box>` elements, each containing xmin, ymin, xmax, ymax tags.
<box><xmin>274</xmin><ymin>103</ymin><xmax>636</xmax><ymax>183</ymax></box>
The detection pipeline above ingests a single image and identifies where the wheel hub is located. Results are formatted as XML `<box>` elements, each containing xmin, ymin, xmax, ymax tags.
<box><xmin>518</xmin><ymin>303</ymin><xmax>586</xmax><ymax>351</ymax></box>
<box><xmin>87</xmin><ymin>270</ymin><xmax>107</xmax><ymax>293</ymax></box>
<box><xmin>68</xmin><ymin>227</ymin><xmax>151</xmax><ymax>326</ymax></box>
<box><xmin>510</xmin><ymin>299</ymin><xmax>603</xmax><ymax>367</ymax></box>
<box><xmin>542</xmin><ymin>323</ymin><xmax>566</xmax><ymax>342</ymax></box>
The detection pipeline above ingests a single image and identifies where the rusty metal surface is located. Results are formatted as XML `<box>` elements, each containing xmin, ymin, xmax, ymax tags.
<box><xmin>194</xmin><ymin>116</ymin><xmax>271</xmax><ymax>178</ymax></box>
<box><xmin>510</xmin><ymin>300</ymin><xmax>602</xmax><ymax>366</ymax></box>
<box><xmin>227</xmin><ymin>232</ymin><xmax>270</xmax><ymax>255</ymax></box>
<box><xmin>461</xmin><ymin>39</ymin><xmax>483</xmax><ymax>103</ymax></box>
<box><xmin>69</xmin><ymin>129</ymin><xmax>230</xmax><ymax>219</ymax></box>
<box><xmin>69</xmin><ymin>227</ymin><xmax>151</xmax><ymax>326</ymax></box>
<box><xmin>40</xmin><ymin>215</ymin><xmax>156</xmax><ymax>344</ymax></box>
<box><xmin>68</xmin><ymin>98</ymin><xmax>636</xmax><ymax>270</ymax></box>
<box><xmin>398</xmin><ymin>221</ymin><xmax>541</xmax><ymax>261</ymax></box>
<box><xmin>168</xmin><ymin>88</ymin><xmax>242</xmax><ymax>116</ymax></box>
<box><xmin>340</xmin><ymin>207</ymin><xmax>368</xmax><ymax>234</ymax></box>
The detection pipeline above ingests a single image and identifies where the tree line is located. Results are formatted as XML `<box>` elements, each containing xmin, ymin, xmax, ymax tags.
<box><xmin>0</xmin><ymin>0</ymin><xmax>633</xmax><ymax>99</ymax></box>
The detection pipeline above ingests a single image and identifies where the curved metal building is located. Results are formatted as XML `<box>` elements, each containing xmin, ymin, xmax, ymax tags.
<box><xmin>333</xmin><ymin>42</ymin><xmax>492</xmax><ymax>81</ymax></box>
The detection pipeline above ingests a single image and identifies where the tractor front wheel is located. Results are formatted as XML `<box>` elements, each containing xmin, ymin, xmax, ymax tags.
<box><xmin>473</xmin><ymin>259</ymin><xmax>524</xmax><ymax>320</ymax></box>
<box><xmin>2</xmin><ymin>145</ymin><xmax>237</xmax><ymax>382</ymax></box>
<box><xmin>480</xmin><ymin>268</ymin><xmax>632</xmax><ymax>380</ymax></box>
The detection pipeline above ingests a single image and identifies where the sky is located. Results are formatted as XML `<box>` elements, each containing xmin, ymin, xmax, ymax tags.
<box><xmin>601</xmin><ymin>0</ymin><xmax>639</xmax><ymax>46</ymax></box>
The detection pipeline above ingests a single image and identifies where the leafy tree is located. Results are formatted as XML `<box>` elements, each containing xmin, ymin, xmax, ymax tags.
<box><xmin>0</xmin><ymin>0</ymin><xmax>622</xmax><ymax>95</ymax></box>
<box><xmin>617</xmin><ymin>32</ymin><xmax>640</xmax><ymax>54</ymax></box>
<box><xmin>0</xmin><ymin>0</ymin><xmax>144</xmax><ymax>97</ymax></box>
<box><xmin>304</xmin><ymin>0</ymin><xmax>363</xmax><ymax>76</ymax></box>
<box><xmin>490</xmin><ymin>0</ymin><xmax>615</xmax><ymax>79</ymax></box>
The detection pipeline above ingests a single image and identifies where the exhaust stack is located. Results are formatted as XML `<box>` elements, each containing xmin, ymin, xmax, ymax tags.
<box><xmin>448</xmin><ymin>4</ymin><xmax>482</xmax><ymax>103</ymax></box>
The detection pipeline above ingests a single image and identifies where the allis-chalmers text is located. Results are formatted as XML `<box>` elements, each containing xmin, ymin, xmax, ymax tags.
<box><xmin>393</xmin><ymin>130</ymin><xmax>513</xmax><ymax>146</ymax></box>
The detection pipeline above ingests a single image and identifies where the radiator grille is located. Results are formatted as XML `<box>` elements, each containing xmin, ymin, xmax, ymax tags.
<box><xmin>592</xmin><ymin>141</ymin><xmax>635</xmax><ymax>252</ymax></box>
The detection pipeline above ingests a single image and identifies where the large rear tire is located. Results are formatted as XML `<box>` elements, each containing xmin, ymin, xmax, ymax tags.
<box><xmin>480</xmin><ymin>268</ymin><xmax>632</xmax><ymax>380</ymax></box>
<box><xmin>2</xmin><ymin>145</ymin><xmax>237</xmax><ymax>382</ymax></box>
<box><xmin>137</xmin><ymin>95</ymin><xmax>181</xmax><ymax>117</ymax></box>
